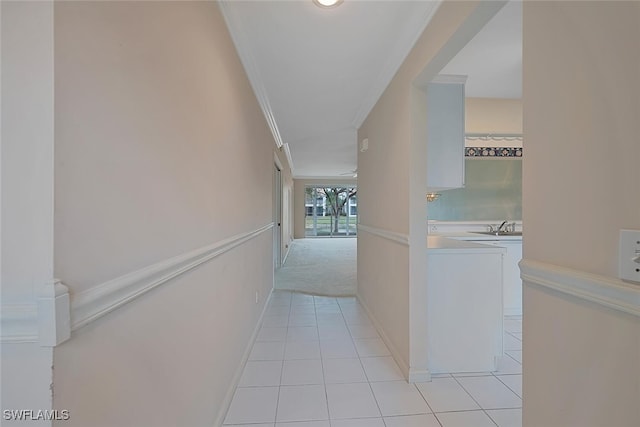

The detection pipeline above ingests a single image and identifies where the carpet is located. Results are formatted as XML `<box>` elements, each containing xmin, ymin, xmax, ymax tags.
<box><xmin>275</xmin><ymin>238</ymin><xmax>357</xmax><ymax>296</ymax></box>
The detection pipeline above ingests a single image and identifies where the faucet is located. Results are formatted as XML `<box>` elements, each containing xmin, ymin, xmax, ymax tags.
<box><xmin>497</xmin><ymin>220</ymin><xmax>509</xmax><ymax>233</ymax></box>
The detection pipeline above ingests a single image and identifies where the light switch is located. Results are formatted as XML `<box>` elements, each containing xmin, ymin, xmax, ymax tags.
<box><xmin>619</xmin><ymin>229</ymin><xmax>640</xmax><ymax>283</ymax></box>
<box><xmin>360</xmin><ymin>138</ymin><xmax>369</xmax><ymax>152</ymax></box>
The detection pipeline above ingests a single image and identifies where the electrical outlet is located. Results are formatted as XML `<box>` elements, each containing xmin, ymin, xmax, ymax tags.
<box><xmin>619</xmin><ymin>229</ymin><xmax>640</xmax><ymax>283</ymax></box>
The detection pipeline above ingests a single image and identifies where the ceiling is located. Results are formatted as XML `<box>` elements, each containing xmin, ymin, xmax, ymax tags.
<box><xmin>220</xmin><ymin>0</ymin><xmax>522</xmax><ymax>178</ymax></box>
<box><xmin>441</xmin><ymin>1</ymin><xmax>522</xmax><ymax>98</ymax></box>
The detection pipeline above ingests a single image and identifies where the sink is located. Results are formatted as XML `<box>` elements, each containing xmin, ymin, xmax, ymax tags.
<box><xmin>472</xmin><ymin>231</ymin><xmax>523</xmax><ymax>237</ymax></box>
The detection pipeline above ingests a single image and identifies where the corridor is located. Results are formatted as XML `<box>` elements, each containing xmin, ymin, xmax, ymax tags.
<box><xmin>223</xmin><ymin>291</ymin><xmax>522</xmax><ymax>426</ymax></box>
<box><xmin>275</xmin><ymin>238</ymin><xmax>357</xmax><ymax>296</ymax></box>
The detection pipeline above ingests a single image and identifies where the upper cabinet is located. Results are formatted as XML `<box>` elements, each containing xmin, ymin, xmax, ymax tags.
<box><xmin>426</xmin><ymin>75</ymin><xmax>466</xmax><ymax>192</ymax></box>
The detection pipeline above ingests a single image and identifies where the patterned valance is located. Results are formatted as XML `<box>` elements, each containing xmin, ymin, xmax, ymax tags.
<box><xmin>465</xmin><ymin>147</ymin><xmax>523</xmax><ymax>158</ymax></box>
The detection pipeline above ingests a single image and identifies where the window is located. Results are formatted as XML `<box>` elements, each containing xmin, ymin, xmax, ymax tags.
<box><xmin>305</xmin><ymin>186</ymin><xmax>357</xmax><ymax>237</ymax></box>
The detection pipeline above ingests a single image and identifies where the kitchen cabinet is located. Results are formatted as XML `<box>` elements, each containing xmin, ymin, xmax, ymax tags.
<box><xmin>426</xmin><ymin>75</ymin><xmax>466</xmax><ymax>192</ymax></box>
<box><xmin>485</xmin><ymin>240</ymin><xmax>522</xmax><ymax>316</ymax></box>
<box><xmin>427</xmin><ymin>236</ymin><xmax>504</xmax><ymax>373</ymax></box>
<box><xmin>432</xmin><ymin>230</ymin><xmax>523</xmax><ymax>316</ymax></box>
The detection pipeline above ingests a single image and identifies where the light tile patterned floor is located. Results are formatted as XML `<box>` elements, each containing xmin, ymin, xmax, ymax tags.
<box><xmin>223</xmin><ymin>291</ymin><xmax>523</xmax><ymax>427</ymax></box>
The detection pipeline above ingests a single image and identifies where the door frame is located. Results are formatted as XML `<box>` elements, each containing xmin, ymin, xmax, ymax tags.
<box><xmin>273</xmin><ymin>157</ymin><xmax>283</xmax><ymax>269</ymax></box>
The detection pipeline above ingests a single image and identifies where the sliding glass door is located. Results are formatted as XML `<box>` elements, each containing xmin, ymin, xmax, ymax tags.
<box><xmin>305</xmin><ymin>186</ymin><xmax>357</xmax><ymax>237</ymax></box>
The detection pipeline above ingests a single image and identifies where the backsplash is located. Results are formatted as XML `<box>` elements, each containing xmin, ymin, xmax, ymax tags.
<box><xmin>428</xmin><ymin>158</ymin><xmax>522</xmax><ymax>221</ymax></box>
<box><xmin>428</xmin><ymin>220</ymin><xmax>522</xmax><ymax>233</ymax></box>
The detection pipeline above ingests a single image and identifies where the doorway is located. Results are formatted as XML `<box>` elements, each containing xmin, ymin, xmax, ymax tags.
<box><xmin>273</xmin><ymin>163</ymin><xmax>282</xmax><ymax>269</ymax></box>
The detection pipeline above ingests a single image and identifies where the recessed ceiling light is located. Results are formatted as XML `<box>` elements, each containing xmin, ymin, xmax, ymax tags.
<box><xmin>313</xmin><ymin>0</ymin><xmax>343</xmax><ymax>9</ymax></box>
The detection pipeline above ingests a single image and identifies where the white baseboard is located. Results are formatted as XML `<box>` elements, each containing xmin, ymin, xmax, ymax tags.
<box><xmin>356</xmin><ymin>295</ymin><xmax>424</xmax><ymax>382</ymax></box>
<box><xmin>213</xmin><ymin>287</ymin><xmax>274</xmax><ymax>427</ymax></box>
<box><xmin>282</xmin><ymin>242</ymin><xmax>291</xmax><ymax>265</ymax></box>
<box><xmin>356</xmin><ymin>294</ymin><xmax>432</xmax><ymax>383</ymax></box>
<box><xmin>408</xmin><ymin>369</ymin><xmax>431</xmax><ymax>383</ymax></box>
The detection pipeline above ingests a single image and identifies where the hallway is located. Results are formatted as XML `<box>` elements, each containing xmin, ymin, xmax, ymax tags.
<box><xmin>223</xmin><ymin>290</ymin><xmax>522</xmax><ymax>426</ymax></box>
<box><xmin>275</xmin><ymin>238</ymin><xmax>357</xmax><ymax>296</ymax></box>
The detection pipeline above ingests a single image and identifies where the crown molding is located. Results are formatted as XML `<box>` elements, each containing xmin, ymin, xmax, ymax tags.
<box><xmin>283</xmin><ymin>143</ymin><xmax>295</xmax><ymax>176</ymax></box>
<box><xmin>218</xmin><ymin>2</ymin><xmax>285</xmax><ymax>151</ymax></box>
<box><xmin>294</xmin><ymin>175</ymin><xmax>358</xmax><ymax>182</ymax></box>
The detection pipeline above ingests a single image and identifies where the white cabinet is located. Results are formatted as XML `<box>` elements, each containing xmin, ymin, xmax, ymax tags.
<box><xmin>434</xmin><ymin>231</ymin><xmax>524</xmax><ymax>316</ymax></box>
<box><xmin>487</xmin><ymin>240</ymin><xmax>523</xmax><ymax>316</ymax></box>
<box><xmin>427</xmin><ymin>237</ymin><xmax>504</xmax><ymax>373</ymax></box>
<box><xmin>426</xmin><ymin>75</ymin><xmax>466</xmax><ymax>192</ymax></box>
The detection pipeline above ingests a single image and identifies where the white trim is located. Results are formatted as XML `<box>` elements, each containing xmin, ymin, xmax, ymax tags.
<box><xmin>38</xmin><ymin>279</ymin><xmax>71</xmax><ymax>347</ymax></box>
<box><xmin>71</xmin><ymin>223</ymin><xmax>274</xmax><ymax>331</ymax></box>
<box><xmin>465</xmin><ymin>137</ymin><xmax>523</xmax><ymax>149</ymax></box>
<box><xmin>294</xmin><ymin>175</ymin><xmax>358</xmax><ymax>182</ymax></box>
<box><xmin>283</xmin><ymin>143</ymin><xmax>294</xmax><ymax>176</ymax></box>
<box><xmin>282</xmin><ymin>243</ymin><xmax>291</xmax><ymax>266</ymax></box>
<box><xmin>1</xmin><ymin>280</ymin><xmax>71</xmax><ymax>346</ymax></box>
<box><xmin>503</xmin><ymin>308</ymin><xmax>521</xmax><ymax>317</ymax></box>
<box><xmin>217</xmin><ymin>2</ymin><xmax>284</xmax><ymax>150</ymax></box>
<box><xmin>273</xmin><ymin>151</ymin><xmax>283</xmax><ymax>170</ymax></box>
<box><xmin>520</xmin><ymin>259</ymin><xmax>640</xmax><ymax>317</ymax></box>
<box><xmin>357</xmin><ymin>224</ymin><xmax>409</xmax><ymax>246</ymax></box>
<box><xmin>408</xmin><ymin>369</ymin><xmax>431</xmax><ymax>383</ymax></box>
<box><xmin>431</xmin><ymin>74</ymin><xmax>468</xmax><ymax>85</ymax></box>
<box><xmin>0</xmin><ymin>303</ymin><xmax>39</xmax><ymax>343</ymax></box>
<box><xmin>356</xmin><ymin>295</ymin><xmax>416</xmax><ymax>382</ymax></box>
<box><xmin>351</xmin><ymin>1</ymin><xmax>441</xmax><ymax>128</ymax></box>
<box><xmin>214</xmin><ymin>288</ymin><xmax>274</xmax><ymax>427</ymax></box>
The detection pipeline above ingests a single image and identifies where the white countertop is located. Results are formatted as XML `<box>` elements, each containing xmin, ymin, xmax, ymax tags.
<box><xmin>430</xmin><ymin>231</ymin><xmax>523</xmax><ymax>242</ymax></box>
<box><xmin>427</xmin><ymin>236</ymin><xmax>507</xmax><ymax>254</ymax></box>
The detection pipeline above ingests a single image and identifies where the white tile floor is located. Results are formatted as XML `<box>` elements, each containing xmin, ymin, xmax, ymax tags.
<box><xmin>223</xmin><ymin>291</ymin><xmax>523</xmax><ymax>427</ymax></box>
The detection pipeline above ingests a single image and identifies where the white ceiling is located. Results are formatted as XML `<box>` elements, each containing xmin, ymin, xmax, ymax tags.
<box><xmin>441</xmin><ymin>1</ymin><xmax>522</xmax><ymax>99</ymax></box>
<box><xmin>220</xmin><ymin>0</ymin><xmax>522</xmax><ymax>178</ymax></box>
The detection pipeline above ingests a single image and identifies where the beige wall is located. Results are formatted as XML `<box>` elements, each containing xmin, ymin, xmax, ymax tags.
<box><xmin>465</xmin><ymin>97</ymin><xmax>522</xmax><ymax>134</ymax></box>
<box><xmin>523</xmin><ymin>1</ymin><xmax>639</xmax><ymax>277</ymax></box>
<box><xmin>357</xmin><ymin>1</ymin><xmax>504</xmax><ymax>378</ymax></box>
<box><xmin>293</xmin><ymin>178</ymin><xmax>357</xmax><ymax>239</ymax></box>
<box><xmin>52</xmin><ymin>2</ymin><xmax>282</xmax><ymax>425</ymax></box>
<box><xmin>54</xmin><ymin>1</ymin><xmax>273</xmax><ymax>290</ymax></box>
<box><xmin>523</xmin><ymin>2</ymin><xmax>640</xmax><ymax>426</ymax></box>
<box><xmin>524</xmin><ymin>285</ymin><xmax>639</xmax><ymax>427</ymax></box>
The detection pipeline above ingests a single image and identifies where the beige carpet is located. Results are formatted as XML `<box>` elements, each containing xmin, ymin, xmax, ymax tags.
<box><xmin>275</xmin><ymin>238</ymin><xmax>357</xmax><ymax>296</ymax></box>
